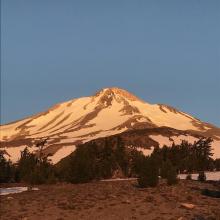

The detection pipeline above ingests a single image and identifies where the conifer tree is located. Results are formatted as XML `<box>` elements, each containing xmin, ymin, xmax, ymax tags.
<box><xmin>198</xmin><ymin>171</ymin><xmax>206</xmax><ymax>182</ymax></box>
<box><xmin>115</xmin><ymin>137</ymin><xmax>129</xmax><ymax>176</ymax></box>
<box><xmin>166</xmin><ymin>164</ymin><xmax>178</xmax><ymax>185</ymax></box>
<box><xmin>138</xmin><ymin>156</ymin><xmax>159</xmax><ymax>188</ymax></box>
<box><xmin>160</xmin><ymin>159</ymin><xmax>172</xmax><ymax>179</ymax></box>
<box><xmin>0</xmin><ymin>152</ymin><xmax>15</xmax><ymax>183</ymax></box>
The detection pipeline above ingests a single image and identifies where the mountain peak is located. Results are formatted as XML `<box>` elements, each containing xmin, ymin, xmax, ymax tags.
<box><xmin>1</xmin><ymin>87</ymin><xmax>220</xmax><ymax>163</ymax></box>
<box><xmin>94</xmin><ymin>87</ymin><xmax>141</xmax><ymax>102</ymax></box>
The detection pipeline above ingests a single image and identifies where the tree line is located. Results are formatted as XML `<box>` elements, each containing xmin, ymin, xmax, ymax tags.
<box><xmin>0</xmin><ymin>137</ymin><xmax>219</xmax><ymax>187</ymax></box>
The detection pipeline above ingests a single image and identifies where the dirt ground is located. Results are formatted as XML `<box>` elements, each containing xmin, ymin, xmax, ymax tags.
<box><xmin>0</xmin><ymin>180</ymin><xmax>220</xmax><ymax>220</ymax></box>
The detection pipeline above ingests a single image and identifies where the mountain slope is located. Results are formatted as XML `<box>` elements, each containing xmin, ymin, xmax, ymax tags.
<box><xmin>1</xmin><ymin>87</ymin><xmax>220</xmax><ymax>163</ymax></box>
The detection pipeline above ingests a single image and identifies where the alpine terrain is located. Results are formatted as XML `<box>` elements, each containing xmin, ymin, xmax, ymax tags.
<box><xmin>1</xmin><ymin>87</ymin><xmax>220</xmax><ymax>163</ymax></box>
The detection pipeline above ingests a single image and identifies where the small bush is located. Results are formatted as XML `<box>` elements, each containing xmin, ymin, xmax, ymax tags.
<box><xmin>198</xmin><ymin>171</ymin><xmax>206</xmax><ymax>182</ymax></box>
<box><xmin>186</xmin><ymin>174</ymin><xmax>192</xmax><ymax>180</ymax></box>
<box><xmin>167</xmin><ymin>165</ymin><xmax>178</xmax><ymax>185</ymax></box>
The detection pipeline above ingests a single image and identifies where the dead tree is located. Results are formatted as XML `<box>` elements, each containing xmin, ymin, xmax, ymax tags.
<box><xmin>35</xmin><ymin>138</ymin><xmax>49</xmax><ymax>163</ymax></box>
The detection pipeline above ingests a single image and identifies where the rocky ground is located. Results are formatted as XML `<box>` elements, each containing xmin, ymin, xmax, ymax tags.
<box><xmin>0</xmin><ymin>179</ymin><xmax>220</xmax><ymax>220</ymax></box>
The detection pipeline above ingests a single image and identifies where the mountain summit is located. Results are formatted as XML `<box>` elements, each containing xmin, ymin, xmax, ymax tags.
<box><xmin>94</xmin><ymin>87</ymin><xmax>142</xmax><ymax>102</ymax></box>
<box><xmin>1</xmin><ymin>87</ymin><xmax>220</xmax><ymax>163</ymax></box>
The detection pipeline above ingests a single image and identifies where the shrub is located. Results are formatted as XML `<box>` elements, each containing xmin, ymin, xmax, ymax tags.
<box><xmin>167</xmin><ymin>165</ymin><xmax>178</xmax><ymax>185</ymax></box>
<box><xmin>186</xmin><ymin>174</ymin><xmax>192</xmax><ymax>180</ymax></box>
<box><xmin>160</xmin><ymin>160</ymin><xmax>172</xmax><ymax>179</ymax></box>
<box><xmin>138</xmin><ymin>157</ymin><xmax>159</xmax><ymax>188</ymax></box>
<box><xmin>198</xmin><ymin>171</ymin><xmax>206</xmax><ymax>182</ymax></box>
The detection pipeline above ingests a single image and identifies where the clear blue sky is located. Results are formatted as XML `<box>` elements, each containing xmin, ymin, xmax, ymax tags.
<box><xmin>1</xmin><ymin>0</ymin><xmax>220</xmax><ymax>126</ymax></box>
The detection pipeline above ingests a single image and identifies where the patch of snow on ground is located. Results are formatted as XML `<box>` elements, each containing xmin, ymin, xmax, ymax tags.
<box><xmin>101</xmin><ymin>172</ymin><xmax>220</xmax><ymax>182</ymax></box>
<box><xmin>0</xmin><ymin>187</ymin><xmax>39</xmax><ymax>196</ymax></box>
<box><xmin>178</xmin><ymin>171</ymin><xmax>220</xmax><ymax>181</ymax></box>
<box><xmin>0</xmin><ymin>187</ymin><xmax>28</xmax><ymax>196</ymax></box>
<box><xmin>101</xmin><ymin>178</ymin><xmax>137</xmax><ymax>182</ymax></box>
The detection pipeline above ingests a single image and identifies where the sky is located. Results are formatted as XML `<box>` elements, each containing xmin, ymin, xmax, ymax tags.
<box><xmin>1</xmin><ymin>0</ymin><xmax>220</xmax><ymax>126</ymax></box>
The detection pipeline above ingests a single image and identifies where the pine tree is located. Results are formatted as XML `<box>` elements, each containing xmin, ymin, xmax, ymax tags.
<box><xmin>0</xmin><ymin>151</ymin><xmax>15</xmax><ymax>183</ymax></box>
<box><xmin>18</xmin><ymin>147</ymin><xmax>38</xmax><ymax>182</ymax></box>
<box><xmin>198</xmin><ymin>171</ymin><xmax>206</xmax><ymax>182</ymax></box>
<box><xmin>115</xmin><ymin>137</ymin><xmax>129</xmax><ymax>176</ymax></box>
<box><xmin>70</xmin><ymin>145</ymin><xmax>96</xmax><ymax>183</ymax></box>
<box><xmin>17</xmin><ymin>147</ymin><xmax>56</xmax><ymax>184</ymax></box>
<box><xmin>98</xmin><ymin>139</ymin><xmax>116</xmax><ymax>178</ymax></box>
<box><xmin>130</xmin><ymin>149</ymin><xmax>145</xmax><ymax>176</ymax></box>
<box><xmin>167</xmin><ymin>165</ymin><xmax>178</xmax><ymax>185</ymax></box>
<box><xmin>138</xmin><ymin>157</ymin><xmax>159</xmax><ymax>188</ymax></box>
<box><xmin>160</xmin><ymin>160</ymin><xmax>172</xmax><ymax>179</ymax></box>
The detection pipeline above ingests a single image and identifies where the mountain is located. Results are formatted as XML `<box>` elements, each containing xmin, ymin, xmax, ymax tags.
<box><xmin>1</xmin><ymin>87</ymin><xmax>220</xmax><ymax>163</ymax></box>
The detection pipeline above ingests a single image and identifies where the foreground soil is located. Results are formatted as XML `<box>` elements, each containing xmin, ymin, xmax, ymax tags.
<box><xmin>0</xmin><ymin>180</ymin><xmax>220</xmax><ymax>220</ymax></box>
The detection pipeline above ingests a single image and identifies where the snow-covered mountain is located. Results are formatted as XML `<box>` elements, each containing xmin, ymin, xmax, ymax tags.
<box><xmin>1</xmin><ymin>87</ymin><xmax>220</xmax><ymax>163</ymax></box>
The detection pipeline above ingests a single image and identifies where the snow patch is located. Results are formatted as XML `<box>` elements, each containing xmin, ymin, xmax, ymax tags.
<box><xmin>149</xmin><ymin>135</ymin><xmax>172</xmax><ymax>147</ymax></box>
<box><xmin>136</xmin><ymin>147</ymin><xmax>154</xmax><ymax>156</ymax></box>
<box><xmin>149</xmin><ymin>134</ymin><xmax>199</xmax><ymax>148</ymax></box>
<box><xmin>212</xmin><ymin>140</ymin><xmax>220</xmax><ymax>159</ymax></box>
<box><xmin>178</xmin><ymin>171</ymin><xmax>220</xmax><ymax>181</ymax></box>
<box><xmin>48</xmin><ymin>145</ymin><xmax>76</xmax><ymax>164</ymax></box>
<box><xmin>0</xmin><ymin>187</ymin><xmax>39</xmax><ymax>196</ymax></box>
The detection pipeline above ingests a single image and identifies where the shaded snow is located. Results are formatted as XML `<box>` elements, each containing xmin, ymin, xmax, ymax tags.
<box><xmin>0</xmin><ymin>187</ymin><xmax>39</xmax><ymax>196</ymax></box>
